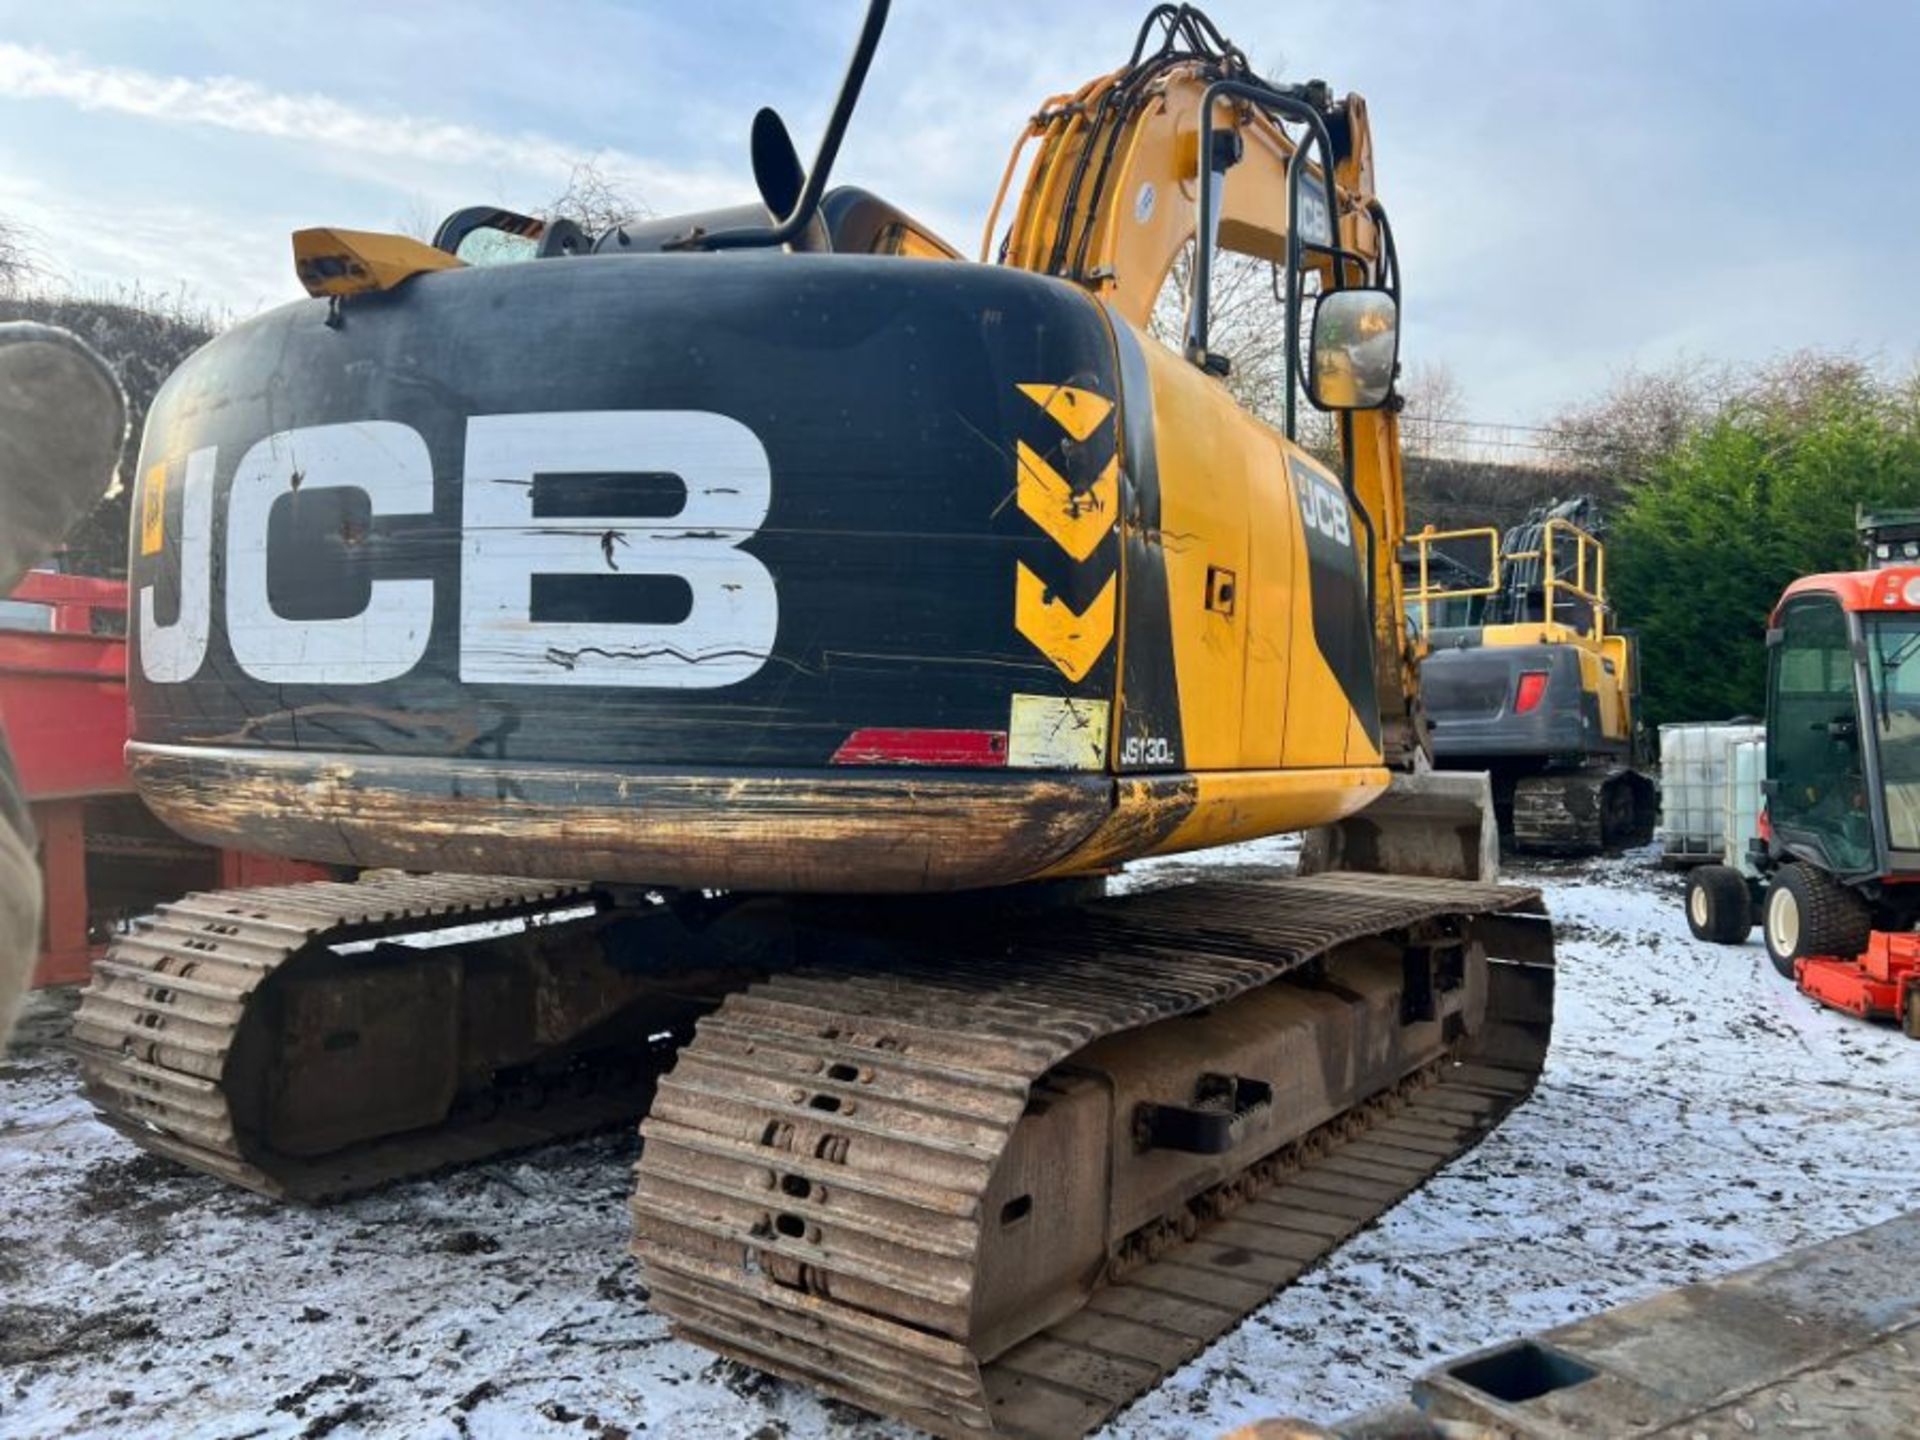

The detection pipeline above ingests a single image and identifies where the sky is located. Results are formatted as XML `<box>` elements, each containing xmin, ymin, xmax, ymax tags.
<box><xmin>0</xmin><ymin>0</ymin><xmax>1916</xmax><ymax>426</ymax></box>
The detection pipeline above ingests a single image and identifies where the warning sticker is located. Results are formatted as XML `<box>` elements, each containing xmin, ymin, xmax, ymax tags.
<box><xmin>140</xmin><ymin>462</ymin><xmax>166</xmax><ymax>556</ymax></box>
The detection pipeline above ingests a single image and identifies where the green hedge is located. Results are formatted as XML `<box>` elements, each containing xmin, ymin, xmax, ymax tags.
<box><xmin>1611</xmin><ymin>371</ymin><xmax>1920</xmax><ymax>728</ymax></box>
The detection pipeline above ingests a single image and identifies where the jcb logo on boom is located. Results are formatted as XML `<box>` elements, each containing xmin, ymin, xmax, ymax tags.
<box><xmin>138</xmin><ymin>413</ymin><xmax>779</xmax><ymax>689</ymax></box>
<box><xmin>1293</xmin><ymin>467</ymin><xmax>1351</xmax><ymax>549</ymax></box>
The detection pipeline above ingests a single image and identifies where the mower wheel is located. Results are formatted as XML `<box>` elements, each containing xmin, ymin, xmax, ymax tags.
<box><xmin>1762</xmin><ymin>862</ymin><xmax>1872</xmax><ymax>980</ymax></box>
<box><xmin>1685</xmin><ymin>865</ymin><xmax>1752</xmax><ymax>943</ymax></box>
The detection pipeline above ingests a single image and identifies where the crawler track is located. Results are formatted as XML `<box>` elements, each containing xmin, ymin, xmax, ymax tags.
<box><xmin>70</xmin><ymin>872</ymin><xmax>662</xmax><ymax>1200</ymax></box>
<box><xmin>1512</xmin><ymin>765</ymin><xmax>1656</xmax><ymax>855</ymax></box>
<box><xmin>632</xmin><ymin>872</ymin><xmax>1554</xmax><ymax>1438</ymax></box>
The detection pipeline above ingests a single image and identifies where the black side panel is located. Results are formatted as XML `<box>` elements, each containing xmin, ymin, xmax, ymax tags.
<box><xmin>1288</xmin><ymin>454</ymin><xmax>1380</xmax><ymax>750</ymax></box>
<box><xmin>1107</xmin><ymin>315</ymin><xmax>1184</xmax><ymax>772</ymax></box>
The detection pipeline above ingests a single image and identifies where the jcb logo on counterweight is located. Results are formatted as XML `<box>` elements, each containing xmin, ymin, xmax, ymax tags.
<box><xmin>1011</xmin><ymin>383</ymin><xmax>1117</xmax><ymax>682</ymax></box>
<box><xmin>136</xmin><ymin>412</ymin><xmax>778</xmax><ymax>689</ymax></box>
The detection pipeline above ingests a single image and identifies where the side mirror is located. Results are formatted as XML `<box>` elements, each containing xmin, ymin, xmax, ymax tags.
<box><xmin>1308</xmin><ymin>288</ymin><xmax>1399</xmax><ymax>411</ymax></box>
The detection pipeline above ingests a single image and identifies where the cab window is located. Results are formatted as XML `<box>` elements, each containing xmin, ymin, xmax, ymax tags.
<box><xmin>1768</xmin><ymin>596</ymin><xmax>1873</xmax><ymax>872</ymax></box>
<box><xmin>1867</xmin><ymin>613</ymin><xmax>1920</xmax><ymax>849</ymax></box>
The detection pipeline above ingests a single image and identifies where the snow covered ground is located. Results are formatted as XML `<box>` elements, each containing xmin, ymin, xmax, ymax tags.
<box><xmin>3</xmin><ymin>848</ymin><xmax>1918</xmax><ymax>1440</ymax></box>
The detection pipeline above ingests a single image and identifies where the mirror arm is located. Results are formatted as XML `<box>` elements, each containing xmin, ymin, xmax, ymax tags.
<box><xmin>1190</xmin><ymin>78</ymin><xmax>1341</xmax><ymax>442</ymax></box>
<box><xmin>1367</xmin><ymin>198</ymin><xmax>1400</xmax><ymax>305</ymax></box>
<box><xmin>1338</xmin><ymin>409</ymin><xmax>1377</xmax><ymax>623</ymax></box>
<box><xmin>674</xmin><ymin>0</ymin><xmax>892</xmax><ymax>251</ymax></box>
<box><xmin>1282</xmin><ymin>120</ymin><xmax>1301</xmax><ymax>439</ymax></box>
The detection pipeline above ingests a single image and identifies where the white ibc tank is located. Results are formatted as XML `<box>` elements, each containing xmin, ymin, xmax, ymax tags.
<box><xmin>1658</xmin><ymin>721</ymin><xmax>1764</xmax><ymax>865</ymax></box>
<box><xmin>1724</xmin><ymin>737</ymin><xmax>1767</xmax><ymax>872</ymax></box>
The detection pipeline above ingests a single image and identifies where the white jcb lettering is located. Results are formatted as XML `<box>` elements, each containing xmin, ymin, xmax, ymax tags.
<box><xmin>1295</xmin><ymin>469</ymin><xmax>1352</xmax><ymax>548</ymax></box>
<box><xmin>459</xmin><ymin>411</ymin><xmax>777</xmax><ymax>688</ymax></box>
<box><xmin>138</xmin><ymin>447</ymin><xmax>215</xmax><ymax>682</ymax></box>
<box><xmin>226</xmin><ymin>422</ymin><xmax>436</xmax><ymax>684</ymax></box>
<box><xmin>137</xmin><ymin>411</ymin><xmax>779</xmax><ymax>690</ymax></box>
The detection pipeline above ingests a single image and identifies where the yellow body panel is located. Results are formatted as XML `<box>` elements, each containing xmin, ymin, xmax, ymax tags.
<box><xmin>1134</xmin><ymin>336</ymin><xmax>1252</xmax><ymax>769</ymax></box>
<box><xmin>1241</xmin><ymin>437</ymin><xmax>1297</xmax><ymax>770</ymax></box>
<box><xmin>994</xmin><ymin>66</ymin><xmax>1420</xmax><ymax>769</ymax></box>
<box><xmin>1600</xmin><ymin>634</ymin><xmax>1634</xmax><ymax>739</ymax></box>
<box><xmin>1149</xmin><ymin>767</ymin><xmax>1390</xmax><ymax>856</ymax></box>
<box><xmin>1281</xmin><ymin>474</ymin><xmax>1382</xmax><ymax>770</ymax></box>
<box><xmin>1038</xmin><ymin>765</ymin><xmax>1391</xmax><ymax>878</ymax></box>
<box><xmin>1107</xmin><ymin>322</ymin><xmax>1384</xmax><ymax>811</ymax></box>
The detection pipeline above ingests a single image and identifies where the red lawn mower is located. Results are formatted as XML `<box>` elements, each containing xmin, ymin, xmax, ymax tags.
<box><xmin>1685</xmin><ymin>519</ymin><xmax>1920</xmax><ymax>1037</ymax></box>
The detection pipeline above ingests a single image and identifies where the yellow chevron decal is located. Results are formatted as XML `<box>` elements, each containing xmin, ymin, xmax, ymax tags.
<box><xmin>1016</xmin><ymin>382</ymin><xmax>1113</xmax><ymax>441</ymax></box>
<box><xmin>1016</xmin><ymin>442</ymin><xmax>1119</xmax><ymax>562</ymax></box>
<box><xmin>1015</xmin><ymin>562</ymin><xmax>1116</xmax><ymax>682</ymax></box>
<box><xmin>139</xmin><ymin>461</ymin><xmax>167</xmax><ymax>556</ymax></box>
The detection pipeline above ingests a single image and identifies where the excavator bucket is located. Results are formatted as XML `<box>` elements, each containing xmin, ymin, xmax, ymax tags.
<box><xmin>1299</xmin><ymin>770</ymin><xmax>1501</xmax><ymax>883</ymax></box>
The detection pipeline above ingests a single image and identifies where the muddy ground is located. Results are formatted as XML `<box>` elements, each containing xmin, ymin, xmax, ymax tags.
<box><xmin>2</xmin><ymin>847</ymin><xmax>1917</xmax><ymax>1439</ymax></box>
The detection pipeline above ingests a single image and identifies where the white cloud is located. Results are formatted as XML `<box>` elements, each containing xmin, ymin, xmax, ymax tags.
<box><xmin>0</xmin><ymin>42</ymin><xmax>731</xmax><ymax>213</ymax></box>
<box><xmin>0</xmin><ymin>170</ymin><xmax>291</xmax><ymax>315</ymax></box>
<box><xmin>2</xmin><ymin>4</ymin><xmax>1917</xmax><ymax>427</ymax></box>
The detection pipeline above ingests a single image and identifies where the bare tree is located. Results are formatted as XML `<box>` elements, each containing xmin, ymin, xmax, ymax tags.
<box><xmin>1737</xmin><ymin>350</ymin><xmax>1877</xmax><ymax>424</ymax></box>
<box><xmin>1148</xmin><ymin>242</ymin><xmax>1313</xmax><ymax>436</ymax></box>
<box><xmin>1542</xmin><ymin>359</ymin><xmax>1729</xmax><ymax>492</ymax></box>
<box><xmin>393</xmin><ymin>194</ymin><xmax>441</xmax><ymax>244</ymax></box>
<box><xmin>545</xmin><ymin>160</ymin><xmax>651</xmax><ymax>236</ymax></box>
<box><xmin>1399</xmin><ymin>360</ymin><xmax>1466</xmax><ymax>459</ymax></box>
<box><xmin>0</xmin><ymin>215</ymin><xmax>41</xmax><ymax>297</ymax></box>
<box><xmin>395</xmin><ymin>160</ymin><xmax>652</xmax><ymax>253</ymax></box>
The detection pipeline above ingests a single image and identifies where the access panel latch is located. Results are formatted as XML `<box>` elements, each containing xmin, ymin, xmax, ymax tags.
<box><xmin>1133</xmin><ymin>1073</ymin><xmax>1273</xmax><ymax>1154</ymax></box>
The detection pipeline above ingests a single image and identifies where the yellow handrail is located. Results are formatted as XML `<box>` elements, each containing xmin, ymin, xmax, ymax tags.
<box><xmin>1541</xmin><ymin>518</ymin><xmax>1606</xmax><ymax>641</ymax></box>
<box><xmin>1406</xmin><ymin>525</ymin><xmax>1500</xmax><ymax>634</ymax></box>
<box><xmin>1404</xmin><ymin>518</ymin><xmax>1608</xmax><ymax>640</ymax></box>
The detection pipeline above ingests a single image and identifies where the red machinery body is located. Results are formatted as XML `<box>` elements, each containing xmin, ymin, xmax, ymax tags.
<box><xmin>1796</xmin><ymin>934</ymin><xmax>1920</xmax><ymax>1037</ymax></box>
<box><xmin>1756</xmin><ymin>558</ymin><xmax>1920</xmax><ymax>1037</ymax></box>
<box><xmin>0</xmin><ymin>571</ymin><xmax>326</xmax><ymax>986</ymax></box>
<box><xmin>0</xmin><ymin>572</ymin><xmax>127</xmax><ymax>798</ymax></box>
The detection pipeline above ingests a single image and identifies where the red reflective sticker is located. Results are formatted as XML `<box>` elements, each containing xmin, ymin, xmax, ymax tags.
<box><xmin>830</xmin><ymin>728</ymin><xmax>1009</xmax><ymax>767</ymax></box>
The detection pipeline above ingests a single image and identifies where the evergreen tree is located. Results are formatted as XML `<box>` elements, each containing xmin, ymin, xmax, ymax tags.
<box><xmin>1610</xmin><ymin>359</ymin><xmax>1920</xmax><ymax>726</ymax></box>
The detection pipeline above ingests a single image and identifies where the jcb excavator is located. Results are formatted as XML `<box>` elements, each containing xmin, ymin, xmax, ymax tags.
<box><xmin>1406</xmin><ymin>499</ymin><xmax>1656</xmax><ymax>853</ymax></box>
<box><xmin>76</xmin><ymin>6</ymin><xmax>1554</xmax><ymax>1435</ymax></box>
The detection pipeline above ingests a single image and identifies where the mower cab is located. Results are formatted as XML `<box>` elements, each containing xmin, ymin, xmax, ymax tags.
<box><xmin>1702</xmin><ymin>567</ymin><xmax>1920</xmax><ymax>1037</ymax></box>
<box><xmin>1765</xmin><ymin>569</ymin><xmax>1920</xmax><ymax>889</ymax></box>
<box><xmin>1684</xmin><ymin>560</ymin><xmax>1920</xmax><ymax>1037</ymax></box>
